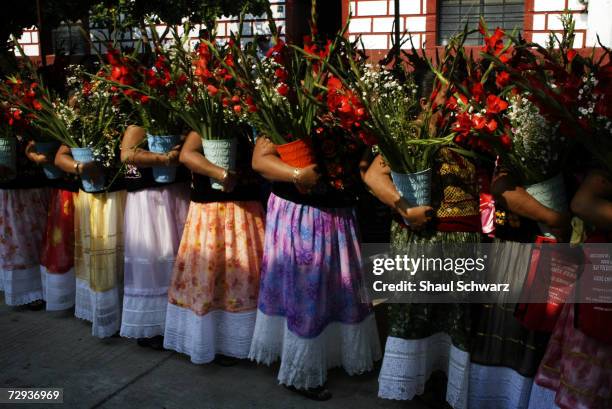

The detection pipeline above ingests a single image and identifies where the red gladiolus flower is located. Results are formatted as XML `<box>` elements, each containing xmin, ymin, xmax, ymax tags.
<box><xmin>484</xmin><ymin>28</ymin><xmax>505</xmax><ymax>55</ymax></box>
<box><xmin>471</xmin><ymin>83</ymin><xmax>485</xmax><ymax>102</ymax></box>
<box><xmin>486</xmin><ymin>94</ymin><xmax>508</xmax><ymax>114</ymax></box>
<box><xmin>567</xmin><ymin>49</ymin><xmax>577</xmax><ymax>62</ymax></box>
<box><xmin>231</xmin><ymin>95</ymin><xmax>240</xmax><ymax>103</ymax></box>
<box><xmin>140</xmin><ymin>95</ymin><xmax>150</xmax><ymax>104</ymax></box>
<box><xmin>32</xmin><ymin>100</ymin><xmax>42</xmax><ymax>110</ymax></box>
<box><xmin>207</xmin><ymin>85</ymin><xmax>219</xmax><ymax>96</ymax></box>
<box><xmin>499</xmin><ymin>133</ymin><xmax>512</xmax><ymax>150</ymax></box>
<box><xmin>233</xmin><ymin>105</ymin><xmax>242</xmax><ymax>114</ymax></box>
<box><xmin>495</xmin><ymin>71</ymin><xmax>511</xmax><ymax>88</ymax></box>
<box><xmin>275</xmin><ymin>68</ymin><xmax>288</xmax><ymax>82</ymax></box>
<box><xmin>277</xmin><ymin>83</ymin><xmax>289</xmax><ymax>96</ymax></box>
<box><xmin>485</xmin><ymin>118</ymin><xmax>498</xmax><ymax>133</ymax></box>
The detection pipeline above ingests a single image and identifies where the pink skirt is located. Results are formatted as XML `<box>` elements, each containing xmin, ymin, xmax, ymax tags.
<box><xmin>535</xmin><ymin>303</ymin><xmax>612</xmax><ymax>409</ymax></box>
<box><xmin>120</xmin><ymin>184</ymin><xmax>190</xmax><ymax>338</ymax></box>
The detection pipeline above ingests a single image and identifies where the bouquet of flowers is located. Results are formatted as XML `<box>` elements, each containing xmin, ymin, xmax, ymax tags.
<box><xmin>432</xmin><ymin>22</ymin><xmax>514</xmax><ymax>157</ymax></box>
<box><xmin>505</xmin><ymin>93</ymin><xmax>565</xmax><ymax>184</ymax></box>
<box><xmin>480</xmin><ymin>13</ymin><xmax>612</xmax><ymax>173</ymax></box>
<box><xmin>102</xmin><ymin>46</ymin><xmax>187</xmax><ymax>137</ymax></box>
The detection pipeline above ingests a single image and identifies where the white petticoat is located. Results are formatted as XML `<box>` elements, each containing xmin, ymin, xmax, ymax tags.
<box><xmin>164</xmin><ymin>303</ymin><xmax>257</xmax><ymax>364</ymax></box>
<box><xmin>378</xmin><ymin>333</ymin><xmax>470</xmax><ymax>409</ymax></box>
<box><xmin>41</xmin><ymin>266</ymin><xmax>75</xmax><ymax>311</ymax></box>
<box><xmin>468</xmin><ymin>363</ymin><xmax>533</xmax><ymax>409</ymax></box>
<box><xmin>121</xmin><ymin>185</ymin><xmax>188</xmax><ymax>339</ymax></box>
<box><xmin>120</xmin><ymin>294</ymin><xmax>168</xmax><ymax>338</ymax></box>
<box><xmin>249</xmin><ymin>311</ymin><xmax>382</xmax><ymax>390</ymax></box>
<box><xmin>0</xmin><ymin>266</ymin><xmax>43</xmax><ymax>306</ymax></box>
<box><xmin>75</xmin><ymin>278</ymin><xmax>122</xmax><ymax>338</ymax></box>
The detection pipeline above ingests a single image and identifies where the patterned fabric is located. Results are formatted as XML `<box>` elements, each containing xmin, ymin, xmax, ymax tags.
<box><xmin>535</xmin><ymin>303</ymin><xmax>612</xmax><ymax>409</ymax></box>
<box><xmin>386</xmin><ymin>224</ymin><xmax>478</xmax><ymax>350</ymax></box>
<box><xmin>41</xmin><ymin>189</ymin><xmax>75</xmax><ymax>275</ymax></box>
<box><xmin>0</xmin><ymin>188</ymin><xmax>50</xmax><ymax>305</ymax></box>
<box><xmin>74</xmin><ymin>190</ymin><xmax>126</xmax><ymax>293</ymax></box>
<box><xmin>0</xmin><ymin>188</ymin><xmax>50</xmax><ymax>272</ymax></box>
<box><xmin>168</xmin><ymin>200</ymin><xmax>265</xmax><ymax>315</ymax></box>
<box><xmin>256</xmin><ymin>193</ymin><xmax>372</xmax><ymax>338</ymax></box>
<box><xmin>434</xmin><ymin>147</ymin><xmax>480</xmax><ymax>220</ymax></box>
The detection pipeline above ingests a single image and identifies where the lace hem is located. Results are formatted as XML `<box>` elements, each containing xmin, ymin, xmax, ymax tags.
<box><xmin>468</xmin><ymin>363</ymin><xmax>533</xmax><ymax>409</ymax></box>
<box><xmin>0</xmin><ymin>266</ymin><xmax>43</xmax><ymax>306</ymax></box>
<box><xmin>249</xmin><ymin>311</ymin><xmax>381</xmax><ymax>390</ymax></box>
<box><xmin>75</xmin><ymin>278</ymin><xmax>122</xmax><ymax>338</ymax></box>
<box><xmin>120</xmin><ymin>293</ymin><xmax>168</xmax><ymax>339</ymax></box>
<box><xmin>164</xmin><ymin>303</ymin><xmax>256</xmax><ymax>364</ymax></box>
<box><xmin>377</xmin><ymin>334</ymin><xmax>470</xmax><ymax>409</ymax></box>
<box><xmin>41</xmin><ymin>267</ymin><xmax>75</xmax><ymax>311</ymax></box>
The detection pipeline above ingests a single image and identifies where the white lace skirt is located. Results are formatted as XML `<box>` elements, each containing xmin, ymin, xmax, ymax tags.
<box><xmin>41</xmin><ymin>266</ymin><xmax>75</xmax><ymax>311</ymax></box>
<box><xmin>120</xmin><ymin>185</ymin><xmax>189</xmax><ymax>338</ymax></box>
<box><xmin>163</xmin><ymin>303</ymin><xmax>257</xmax><ymax>364</ymax></box>
<box><xmin>75</xmin><ymin>278</ymin><xmax>122</xmax><ymax>338</ymax></box>
<box><xmin>467</xmin><ymin>364</ymin><xmax>534</xmax><ymax>409</ymax></box>
<box><xmin>378</xmin><ymin>334</ymin><xmax>470</xmax><ymax>409</ymax></box>
<box><xmin>249</xmin><ymin>311</ymin><xmax>382</xmax><ymax>390</ymax></box>
<box><xmin>0</xmin><ymin>266</ymin><xmax>43</xmax><ymax>306</ymax></box>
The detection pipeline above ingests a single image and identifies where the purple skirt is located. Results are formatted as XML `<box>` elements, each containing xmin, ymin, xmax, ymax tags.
<box><xmin>257</xmin><ymin>193</ymin><xmax>371</xmax><ymax>338</ymax></box>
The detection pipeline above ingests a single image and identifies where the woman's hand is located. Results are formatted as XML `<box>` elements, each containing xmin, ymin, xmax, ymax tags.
<box><xmin>165</xmin><ymin>146</ymin><xmax>181</xmax><ymax>166</ymax></box>
<box><xmin>295</xmin><ymin>164</ymin><xmax>320</xmax><ymax>193</ymax></box>
<box><xmin>25</xmin><ymin>140</ymin><xmax>51</xmax><ymax>165</ymax></box>
<box><xmin>221</xmin><ymin>169</ymin><xmax>238</xmax><ymax>193</ymax></box>
<box><xmin>544</xmin><ymin>210</ymin><xmax>572</xmax><ymax>242</ymax></box>
<box><xmin>396</xmin><ymin>199</ymin><xmax>434</xmax><ymax>230</ymax></box>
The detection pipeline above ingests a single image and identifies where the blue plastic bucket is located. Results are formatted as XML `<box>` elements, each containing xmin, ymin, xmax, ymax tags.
<box><xmin>71</xmin><ymin>147</ymin><xmax>106</xmax><ymax>192</ymax></box>
<box><xmin>35</xmin><ymin>141</ymin><xmax>63</xmax><ymax>180</ymax></box>
<box><xmin>147</xmin><ymin>134</ymin><xmax>180</xmax><ymax>183</ymax></box>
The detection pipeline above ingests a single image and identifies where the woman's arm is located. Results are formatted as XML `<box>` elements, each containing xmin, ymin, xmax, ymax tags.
<box><xmin>363</xmin><ymin>155</ymin><xmax>433</xmax><ymax>229</ymax></box>
<box><xmin>53</xmin><ymin>144</ymin><xmax>100</xmax><ymax>176</ymax></box>
<box><xmin>492</xmin><ymin>172</ymin><xmax>570</xmax><ymax>239</ymax></box>
<box><xmin>571</xmin><ymin>170</ymin><xmax>612</xmax><ymax>231</ymax></box>
<box><xmin>179</xmin><ymin>131</ymin><xmax>236</xmax><ymax>191</ymax></box>
<box><xmin>251</xmin><ymin>137</ymin><xmax>319</xmax><ymax>190</ymax></box>
<box><xmin>25</xmin><ymin>140</ymin><xmax>51</xmax><ymax>165</ymax></box>
<box><xmin>120</xmin><ymin>125</ymin><xmax>179</xmax><ymax>167</ymax></box>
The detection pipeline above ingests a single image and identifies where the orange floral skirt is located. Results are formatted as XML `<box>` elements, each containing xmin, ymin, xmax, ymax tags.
<box><xmin>168</xmin><ymin>200</ymin><xmax>265</xmax><ymax>315</ymax></box>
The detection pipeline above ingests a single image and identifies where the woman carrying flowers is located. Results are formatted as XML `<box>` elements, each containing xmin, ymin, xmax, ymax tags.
<box><xmin>525</xmin><ymin>169</ymin><xmax>612</xmax><ymax>409</ymax></box>
<box><xmin>162</xmin><ymin>127</ymin><xmax>265</xmax><ymax>364</ymax></box>
<box><xmin>54</xmin><ymin>140</ymin><xmax>126</xmax><ymax>338</ymax></box>
<box><xmin>25</xmin><ymin>139</ymin><xmax>79</xmax><ymax>312</ymax></box>
<box><xmin>367</xmin><ymin>70</ymin><xmax>481</xmax><ymax>409</ymax></box>
<box><xmin>48</xmin><ymin>69</ymin><xmax>130</xmax><ymax>338</ymax></box>
<box><xmin>119</xmin><ymin>125</ymin><xmax>189</xmax><ymax>348</ymax></box>
<box><xmin>0</xmin><ymin>129</ymin><xmax>50</xmax><ymax>309</ymax></box>
<box><xmin>248</xmin><ymin>132</ymin><xmax>381</xmax><ymax>401</ymax></box>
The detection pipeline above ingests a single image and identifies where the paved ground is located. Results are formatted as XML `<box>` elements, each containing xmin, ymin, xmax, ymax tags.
<box><xmin>0</xmin><ymin>293</ymin><xmax>428</xmax><ymax>409</ymax></box>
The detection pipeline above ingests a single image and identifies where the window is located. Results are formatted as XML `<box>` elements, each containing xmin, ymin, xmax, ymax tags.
<box><xmin>437</xmin><ymin>0</ymin><xmax>524</xmax><ymax>45</ymax></box>
<box><xmin>52</xmin><ymin>23</ymin><xmax>87</xmax><ymax>55</ymax></box>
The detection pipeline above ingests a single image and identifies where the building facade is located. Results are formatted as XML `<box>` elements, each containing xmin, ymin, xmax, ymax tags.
<box><xmin>16</xmin><ymin>0</ymin><xmax>611</xmax><ymax>61</ymax></box>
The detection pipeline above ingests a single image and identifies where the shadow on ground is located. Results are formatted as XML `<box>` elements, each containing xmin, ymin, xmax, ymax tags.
<box><xmin>0</xmin><ymin>293</ymin><xmax>428</xmax><ymax>409</ymax></box>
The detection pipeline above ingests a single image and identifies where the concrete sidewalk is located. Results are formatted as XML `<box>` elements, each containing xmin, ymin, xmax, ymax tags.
<box><xmin>0</xmin><ymin>294</ymin><xmax>427</xmax><ymax>409</ymax></box>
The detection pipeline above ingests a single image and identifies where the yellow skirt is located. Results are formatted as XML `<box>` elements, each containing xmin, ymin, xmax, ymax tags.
<box><xmin>74</xmin><ymin>190</ymin><xmax>126</xmax><ymax>293</ymax></box>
